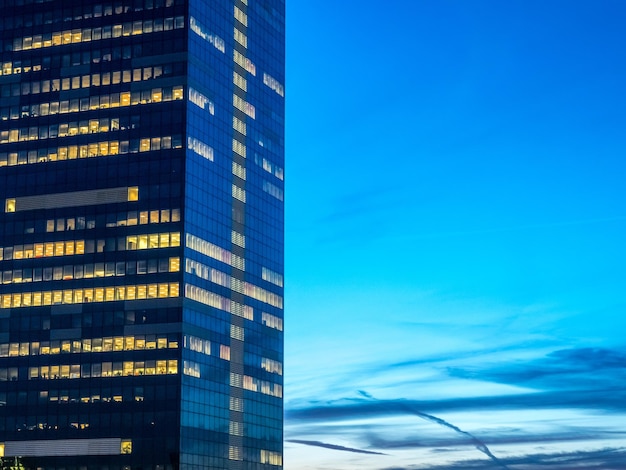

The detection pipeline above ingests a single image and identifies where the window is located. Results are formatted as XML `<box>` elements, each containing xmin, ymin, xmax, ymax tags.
<box><xmin>128</xmin><ymin>187</ymin><xmax>139</xmax><ymax>201</ymax></box>
<box><xmin>121</xmin><ymin>440</ymin><xmax>132</xmax><ymax>454</ymax></box>
<box><xmin>5</xmin><ymin>199</ymin><xmax>15</xmax><ymax>213</ymax></box>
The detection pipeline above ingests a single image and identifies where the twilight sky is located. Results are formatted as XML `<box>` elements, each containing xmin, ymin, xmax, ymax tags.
<box><xmin>283</xmin><ymin>1</ymin><xmax>626</xmax><ymax>469</ymax></box>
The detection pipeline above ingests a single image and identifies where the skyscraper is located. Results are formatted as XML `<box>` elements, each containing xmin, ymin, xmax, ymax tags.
<box><xmin>0</xmin><ymin>1</ymin><xmax>284</xmax><ymax>469</ymax></box>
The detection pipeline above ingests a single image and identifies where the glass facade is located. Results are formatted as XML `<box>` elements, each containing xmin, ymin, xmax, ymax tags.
<box><xmin>0</xmin><ymin>1</ymin><xmax>284</xmax><ymax>469</ymax></box>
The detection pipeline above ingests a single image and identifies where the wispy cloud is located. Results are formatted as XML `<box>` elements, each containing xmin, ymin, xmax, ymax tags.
<box><xmin>364</xmin><ymin>428</ymin><xmax>625</xmax><ymax>450</ymax></box>
<box><xmin>288</xmin><ymin>386</ymin><xmax>626</xmax><ymax>424</ymax></box>
<box><xmin>414</xmin><ymin>447</ymin><xmax>626</xmax><ymax>469</ymax></box>
<box><xmin>448</xmin><ymin>347</ymin><xmax>626</xmax><ymax>391</ymax></box>
<box><xmin>287</xmin><ymin>346</ymin><xmax>626</xmax><ymax>468</ymax></box>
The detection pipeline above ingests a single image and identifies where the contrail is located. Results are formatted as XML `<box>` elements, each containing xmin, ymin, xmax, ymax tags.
<box><xmin>358</xmin><ymin>391</ymin><xmax>510</xmax><ymax>469</ymax></box>
<box><xmin>287</xmin><ymin>439</ymin><xmax>387</xmax><ymax>455</ymax></box>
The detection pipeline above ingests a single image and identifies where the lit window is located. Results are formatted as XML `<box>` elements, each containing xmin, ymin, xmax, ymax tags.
<box><xmin>5</xmin><ymin>199</ymin><xmax>15</xmax><ymax>213</ymax></box>
<box><xmin>170</xmin><ymin>233</ymin><xmax>180</xmax><ymax>247</ymax></box>
<box><xmin>148</xmin><ymin>285</ymin><xmax>157</xmax><ymax>298</ymax></box>
<box><xmin>128</xmin><ymin>187</ymin><xmax>139</xmax><ymax>201</ymax></box>
<box><xmin>126</xmin><ymin>286</ymin><xmax>136</xmax><ymax>300</ymax></box>
<box><xmin>170</xmin><ymin>283</ymin><xmax>180</xmax><ymax>297</ymax></box>
<box><xmin>121</xmin><ymin>439</ymin><xmax>132</xmax><ymax>454</ymax></box>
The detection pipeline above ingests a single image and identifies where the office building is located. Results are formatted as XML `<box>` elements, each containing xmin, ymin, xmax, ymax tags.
<box><xmin>0</xmin><ymin>1</ymin><xmax>284</xmax><ymax>469</ymax></box>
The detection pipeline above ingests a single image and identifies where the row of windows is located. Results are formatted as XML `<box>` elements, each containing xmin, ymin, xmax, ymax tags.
<box><xmin>184</xmin><ymin>284</ymin><xmax>253</xmax><ymax>321</ymax></box>
<box><xmin>231</xmin><ymin>229</ymin><xmax>246</xmax><ymax>248</ymax></box>
<box><xmin>232</xmin><ymin>184</ymin><xmax>246</xmax><ymax>203</ymax></box>
<box><xmin>232</xmin><ymin>138</ymin><xmax>246</xmax><ymax>158</ymax></box>
<box><xmin>261</xmin><ymin>267</ymin><xmax>283</xmax><ymax>287</ymax></box>
<box><xmin>188</xmin><ymin>87</ymin><xmax>215</xmax><ymax>114</ymax></box>
<box><xmin>262</xmin><ymin>181</ymin><xmax>283</xmax><ymax>202</ymax></box>
<box><xmin>234</xmin><ymin>28</ymin><xmax>248</xmax><ymax>49</ymax></box>
<box><xmin>2</xmin><ymin>366</ymin><xmax>277</xmax><ymax>398</ymax></box>
<box><xmin>261</xmin><ymin>312</ymin><xmax>283</xmax><ymax>331</ymax></box>
<box><xmin>186</xmin><ymin>233</ymin><xmax>243</xmax><ymax>270</ymax></box>
<box><xmin>234</xmin><ymin>50</ymin><xmax>256</xmax><ymax>76</ymax></box>
<box><xmin>21</xmin><ymin>359</ymin><xmax>179</xmax><ymax>380</ymax></box>
<box><xmin>1</xmin><ymin>256</ymin><xmax>180</xmax><ymax>285</ymax></box>
<box><xmin>233</xmin><ymin>71</ymin><xmax>247</xmax><ymax>93</ymax></box>
<box><xmin>233</xmin><ymin>116</ymin><xmax>246</xmax><ymax>135</ymax></box>
<box><xmin>1</xmin><ymin>44</ymin><xmax>143</xmax><ymax>80</ymax></box>
<box><xmin>2</xmin><ymin>63</ymin><xmax>178</xmax><ymax>97</ymax></box>
<box><xmin>187</xmin><ymin>136</ymin><xmax>213</xmax><ymax>161</ymax></box>
<box><xmin>47</xmin><ymin>216</ymin><xmax>94</xmax><ymax>232</ymax></box>
<box><xmin>234</xmin><ymin>5</ymin><xmax>248</xmax><ymax>27</ymax></box>
<box><xmin>233</xmin><ymin>95</ymin><xmax>255</xmax><ymax>119</ymax></box>
<box><xmin>183</xmin><ymin>351</ymin><xmax>282</xmax><ymax>379</ymax></box>
<box><xmin>127</xmin><ymin>232</ymin><xmax>181</xmax><ymax>250</ymax></box>
<box><xmin>189</xmin><ymin>16</ymin><xmax>226</xmax><ymax>53</ymax></box>
<box><xmin>186</xmin><ymin>259</ymin><xmax>283</xmax><ymax>308</ymax></box>
<box><xmin>262</xmin><ymin>73</ymin><xmax>285</xmax><ymax>98</ymax></box>
<box><xmin>183</xmin><ymin>360</ymin><xmax>201</xmax><ymax>378</ymax></box>
<box><xmin>0</xmin><ymin>135</ymin><xmax>181</xmax><ymax>168</ymax></box>
<box><xmin>0</xmin><ymin>0</ymin><xmax>177</xmax><ymax>30</ymax></box>
<box><xmin>2</xmin><ymin>86</ymin><xmax>184</xmax><ymax>122</ymax></box>
<box><xmin>0</xmin><ymin>232</ymin><xmax>180</xmax><ymax>261</ymax></box>
<box><xmin>0</xmin><ymin>116</ymin><xmax>135</xmax><ymax>144</ymax></box>
<box><xmin>182</xmin><ymin>355</ymin><xmax>234</xmax><ymax>379</ymax></box>
<box><xmin>0</xmin><ymin>334</ymin><xmax>178</xmax><ymax>358</ymax></box>
<box><xmin>0</xmin><ymin>282</ymin><xmax>180</xmax><ymax>309</ymax></box>
<box><xmin>239</xmin><ymin>374</ymin><xmax>282</xmax><ymax>399</ymax></box>
<box><xmin>4</xmin><ymin>208</ymin><xmax>179</xmax><ymax>239</ymax></box>
<box><xmin>183</xmin><ymin>335</ymin><xmax>230</xmax><ymax>360</ymax></box>
<box><xmin>255</xmin><ymin>154</ymin><xmax>284</xmax><ymax>181</ymax></box>
<box><xmin>11</xmin><ymin>16</ymin><xmax>185</xmax><ymax>52</ymax></box>
<box><xmin>183</xmin><ymin>335</ymin><xmax>210</xmax><ymax>355</ymax></box>
<box><xmin>1</xmin><ymin>387</ymin><xmax>158</xmax><ymax>407</ymax></box>
<box><xmin>260</xmin><ymin>450</ymin><xmax>282</xmax><ymax>466</ymax></box>
<box><xmin>260</xmin><ymin>358</ymin><xmax>282</xmax><ymax>376</ymax></box>
<box><xmin>41</xmin><ymin>208</ymin><xmax>180</xmax><ymax>235</ymax></box>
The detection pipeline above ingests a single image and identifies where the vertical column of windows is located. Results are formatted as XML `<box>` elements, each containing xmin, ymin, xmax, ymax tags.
<box><xmin>229</xmin><ymin>1</ymin><xmax>250</xmax><ymax>464</ymax></box>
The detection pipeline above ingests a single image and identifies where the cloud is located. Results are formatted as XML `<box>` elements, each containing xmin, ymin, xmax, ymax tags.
<box><xmin>287</xmin><ymin>439</ymin><xmax>387</xmax><ymax>455</ymax></box>
<box><xmin>412</xmin><ymin>447</ymin><xmax>626</xmax><ymax>469</ymax></box>
<box><xmin>286</xmin><ymin>346</ymin><xmax>626</xmax><ymax>469</ymax></box>
<box><xmin>287</xmin><ymin>384</ymin><xmax>626</xmax><ymax>425</ymax></box>
<box><xmin>365</xmin><ymin>430</ymin><xmax>608</xmax><ymax>450</ymax></box>
<box><xmin>372</xmin><ymin>448</ymin><xmax>626</xmax><ymax>469</ymax></box>
<box><xmin>448</xmin><ymin>347</ymin><xmax>626</xmax><ymax>391</ymax></box>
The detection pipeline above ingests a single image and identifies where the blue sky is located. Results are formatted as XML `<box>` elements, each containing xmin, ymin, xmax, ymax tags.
<box><xmin>283</xmin><ymin>1</ymin><xmax>626</xmax><ymax>468</ymax></box>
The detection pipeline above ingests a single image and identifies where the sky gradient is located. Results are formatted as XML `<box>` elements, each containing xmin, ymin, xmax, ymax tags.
<box><xmin>284</xmin><ymin>1</ymin><xmax>626</xmax><ymax>468</ymax></box>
